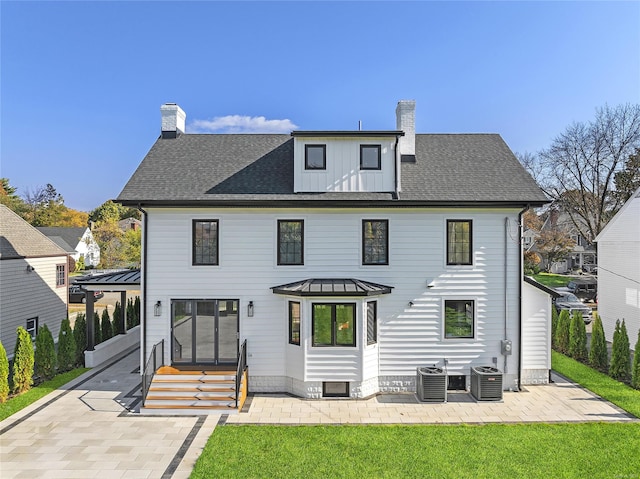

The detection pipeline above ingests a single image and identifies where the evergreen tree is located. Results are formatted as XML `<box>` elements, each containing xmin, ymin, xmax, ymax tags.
<box><xmin>555</xmin><ymin>310</ymin><xmax>571</xmax><ymax>354</ymax></box>
<box><xmin>126</xmin><ymin>298</ymin><xmax>135</xmax><ymax>329</ymax></box>
<box><xmin>113</xmin><ymin>301</ymin><xmax>123</xmax><ymax>335</ymax></box>
<box><xmin>57</xmin><ymin>318</ymin><xmax>76</xmax><ymax>372</ymax></box>
<box><xmin>12</xmin><ymin>327</ymin><xmax>34</xmax><ymax>394</ymax></box>
<box><xmin>0</xmin><ymin>342</ymin><xmax>9</xmax><ymax>402</ymax></box>
<box><xmin>94</xmin><ymin>312</ymin><xmax>102</xmax><ymax>345</ymax></box>
<box><xmin>609</xmin><ymin>320</ymin><xmax>631</xmax><ymax>381</ymax></box>
<box><xmin>101</xmin><ymin>309</ymin><xmax>113</xmax><ymax>341</ymax></box>
<box><xmin>632</xmin><ymin>328</ymin><xmax>640</xmax><ymax>390</ymax></box>
<box><xmin>589</xmin><ymin>314</ymin><xmax>609</xmax><ymax>372</ymax></box>
<box><xmin>568</xmin><ymin>313</ymin><xmax>587</xmax><ymax>361</ymax></box>
<box><xmin>73</xmin><ymin>313</ymin><xmax>87</xmax><ymax>366</ymax></box>
<box><xmin>134</xmin><ymin>296</ymin><xmax>141</xmax><ymax>326</ymax></box>
<box><xmin>34</xmin><ymin>324</ymin><xmax>56</xmax><ymax>380</ymax></box>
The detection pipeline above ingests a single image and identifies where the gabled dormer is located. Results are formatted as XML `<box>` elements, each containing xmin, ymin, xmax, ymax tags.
<box><xmin>292</xmin><ymin>100</ymin><xmax>415</xmax><ymax>195</ymax></box>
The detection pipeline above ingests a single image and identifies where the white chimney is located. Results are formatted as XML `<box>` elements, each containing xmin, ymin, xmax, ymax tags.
<box><xmin>160</xmin><ymin>103</ymin><xmax>186</xmax><ymax>139</ymax></box>
<box><xmin>396</xmin><ymin>100</ymin><xmax>416</xmax><ymax>158</ymax></box>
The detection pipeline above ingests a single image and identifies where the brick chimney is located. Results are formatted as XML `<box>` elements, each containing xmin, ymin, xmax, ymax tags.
<box><xmin>396</xmin><ymin>100</ymin><xmax>416</xmax><ymax>161</ymax></box>
<box><xmin>160</xmin><ymin>103</ymin><xmax>186</xmax><ymax>139</ymax></box>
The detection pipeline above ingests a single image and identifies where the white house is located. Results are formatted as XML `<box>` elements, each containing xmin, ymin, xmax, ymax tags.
<box><xmin>0</xmin><ymin>205</ymin><xmax>69</xmax><ymax>356</ymax></box>
<box><xmin>595</xmin><ymin>186</ymin><xmax>640</xmax><ymax>345</ymax></box>
<box><xmin>37</xmin><ymin>226</ymin><xmax>101</xmax><ymax>268</ymax></box>
<box><xmin>117</xmin><ymin>101</ymin><xmax>549</xmax><ymax>412</ymax></box>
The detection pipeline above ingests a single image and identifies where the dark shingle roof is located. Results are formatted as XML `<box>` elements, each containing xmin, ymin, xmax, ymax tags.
<box><xmin>0</xmin><ymin>205</ymin><xmax>69</xmax><ymax>259</ymax></box>
<box><xmin>117</xmin><ymin>133</ymin><xmax>547</xmax><ymax>206</ymax></box>
<box><xmin>271</xmin><ymin>278</ymin><xmax>393</xmax><ymax>297</ymax></box>
<box><xmin>36</xmin><ymin>227</ymin><xmax>88</xmax><ymax>253</ymax></box>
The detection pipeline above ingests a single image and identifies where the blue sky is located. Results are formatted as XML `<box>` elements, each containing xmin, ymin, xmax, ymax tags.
<box><xmin>2</xmin><ymin>1</ymin><xmax>639</xmax><ymax>212</ymax></box>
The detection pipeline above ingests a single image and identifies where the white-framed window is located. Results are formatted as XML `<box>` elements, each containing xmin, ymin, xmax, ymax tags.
<box><xmin>56</xmin><ymin>264</ymin><xmax>66</xmax><ymax>287</ymax></box>
<box><xmin>26</xmin><ymin>317</ymin><xmax>39</xmax><ymax>341</ymax></box>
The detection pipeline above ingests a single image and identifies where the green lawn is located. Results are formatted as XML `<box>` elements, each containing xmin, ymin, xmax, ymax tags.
<box><xmin>531</xmin><ymin>272</ymin><xmax>572</xmax><ymax>288</ymax></box>
<box><xmin>191</xmin><ymin>352</ymin><xmax>640</xmax><ymax>479</ymax></box>
<box><xmin>0</xmin><ymin>368</ymin><xmax>89</xmax><ymax>421</ymax></box>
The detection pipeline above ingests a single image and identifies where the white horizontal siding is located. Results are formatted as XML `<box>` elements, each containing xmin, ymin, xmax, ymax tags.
<box><xmin>0</xmin><ymin>256</ymin><xmax>68</xmax><ymax>355</ymax></box>
<box><xmin>144</xmin><ymin>207</ymin><xmax>522</xmax><ymax>384</ymax></box>
<box><xmin>521</xmin><ymin>282</ymin><xmax>551</xmax><ymax>372</ymax></box>
<box><xmin>596</xmin><ymin>194</ymin><xmax>640</xmax><ymax>344</ymax></box>
<box><xmin>294</xmin><ymin>137</ymin><xmax>396</xmax><ymax>193</ymax></box>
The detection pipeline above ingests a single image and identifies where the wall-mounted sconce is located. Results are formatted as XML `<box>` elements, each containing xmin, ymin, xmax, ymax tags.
<box><xmin>247</xmin><ymin>301</ymin><xmax>254</xmax><ymax>317</ymax></box>
<box><xmin>154</xmin><ymin>301</ymin><xmax>162</xmax><ymax>317</ymax></box>
<box><xmin>26</xmin><ymin>265</ymin><xmax>35</xmax><ymax>273</ymax></box>
<box><xmin>408</xmin><ymin>301</ymin><xmax>414</xmax><ymax>308</ymax></box>
<box><xmin>427</xmin><ymin>279</ymin><xmax>435</xmax><ymax>288</ymax></box>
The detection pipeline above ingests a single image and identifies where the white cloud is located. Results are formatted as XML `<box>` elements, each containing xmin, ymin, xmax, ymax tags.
<box><xmin>188</xmin><ymin>115</ymin><xmax>298</xmax><ymax>134</ymax></box>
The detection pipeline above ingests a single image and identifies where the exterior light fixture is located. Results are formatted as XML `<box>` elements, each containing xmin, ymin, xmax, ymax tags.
<box><xmin>408</xmin><ymin>301</ymin><xmax>414</xmax><ymax>308</ymax></box>
<box><xmin>248</xmin><ymin>301</ymin><xmax>254</xmax><ymax>317</ymax></box>
<box><xmin>154</xmin><ymin>301</ymin><xmax>162</xmax><ymax>317</ymax></box>
<box><xmin>26</xmin><ymin>265</ymin><xmax>35</xmax><ymax>273</ymax></box>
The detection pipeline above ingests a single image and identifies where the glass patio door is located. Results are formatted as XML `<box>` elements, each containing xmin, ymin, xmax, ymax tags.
<box><xmin>171</xmin><ymin>299</ymin><xmax>238</xmax><ymax>365</ymax></box>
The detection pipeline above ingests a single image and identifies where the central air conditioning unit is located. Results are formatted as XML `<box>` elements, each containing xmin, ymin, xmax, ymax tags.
<box><xmin>416</xmin><ymin>366</ymin><xmax>447</xmax><ymax>403</ymax></box>
<box><xmin>470</xmin><ymin>366</ymin><xmax>503</xmax><ymax>401</ymax></box>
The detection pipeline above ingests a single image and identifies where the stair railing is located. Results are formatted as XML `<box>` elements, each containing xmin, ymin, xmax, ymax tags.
<box><xmin>142</xmin><ymin>339</ymin><xmax>164</xmax><ymax>404</ymax></box>
<box><xmin>235</xmin><ymin>339</ymin><xmax>248</xmax><ymax>409</ymax></box>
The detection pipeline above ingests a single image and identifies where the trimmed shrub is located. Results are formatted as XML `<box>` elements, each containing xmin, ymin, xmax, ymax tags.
<box><xmin>34</xmin><ymin>324</ymin><xmax>56</xmax><ymax>380</ymax></box>
<box><xmin>94</xmin><ymin>311</ymin><xmax>102</xmax><ymax>345</ymax></box>
<box><xmin>57</xmin><ymin>318</ymin><xmax>76</xmax><ymax>372</ymax></box>
<box><xmin>0</xmin><ymin>342</ymin><xmax>9</xmax><ymax>402</ymax></box>
<box><xmin>126</xmin><ymin>299</ymin><xmax>135</xmax><ymax>329</ymax></box>
<box><xmin>609</xmin><ymin>319</ymin><xmax>631</xmax><ymax>381</ymax></box>
<box><xmin>632</xmin><ymin>328</ymin><xmax>640</xmax><ymax>390</ymax></box>
<box><xmin>73</xmin><ymin>313</ymin><xmax>87</xmax><ymax>367</ymax></box>
<box><xmin>568</xmin><ymin>312</ymin><xmax>587</xmax><ymax>361</ymax></box>
<box><xmin>12</xmin><ymin>327</ymin><xmax>34</xmax><ymax>394</ymax></box>
<box><xmin>101</xmin><ymin>309</ymin><xmax>113</xmax><ymax>341</ymax></box>
<box><xmin>113</xmin><ymin>301</ymin><xmax>123</xmax><ymax>335</ymax></box>
<box><xmin>589</xmin><ymin>313</ymin><xmax>608</xmax><ymax>372</ymax></box>
<box><xmin>134</xmin><ymin>296</ymin><xmax>140</xmax><ymax>326</ymax></box>
<box><xmin>551</xmin><ymin>306</ymin><xmax>559</xmax><ymax>350</ymax></box>
<box><xmin>555</xmin><ymin>310</ymin><xmax>571</xmax><ymax>354</ymax></box>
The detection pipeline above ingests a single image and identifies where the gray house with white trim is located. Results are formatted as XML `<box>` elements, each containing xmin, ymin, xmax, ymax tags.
<box><xmin>117</xmin><ymin>101</ymin><xmax>548</xmax><ymax>411</ymax></box>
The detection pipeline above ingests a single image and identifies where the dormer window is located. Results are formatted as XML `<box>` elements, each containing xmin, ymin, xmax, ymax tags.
<box><xmin>360</xmin><ymin>145</ymin><xmax>381</xmax><ymax>170</ymax></box>
<box><xmin>305</xmin><ymin>144</ymin><xmax>326</xmax><ymax>170</ymax></box>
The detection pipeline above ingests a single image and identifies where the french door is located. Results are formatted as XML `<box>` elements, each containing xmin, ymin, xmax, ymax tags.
<box><xmin>171</xmin><ymin>299</ymin><xmax>238</xmax><ymax>365</ymax></box>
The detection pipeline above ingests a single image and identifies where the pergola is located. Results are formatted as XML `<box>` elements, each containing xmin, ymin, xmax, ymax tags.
<box><xmin>74</xmin><ymin>269</ymin><xmax>141</xmax><ymax>350</ymax></box>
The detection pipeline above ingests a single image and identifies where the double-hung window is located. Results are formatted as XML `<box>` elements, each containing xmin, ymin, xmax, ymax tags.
<box><xmin>289</xmin><ymin>301</ymin><xmax>301</xmax><ymax>345</ymax></box>
<box><xmin>312</xmin><ymin>303</ymin><xmax>356</xmax><ymax>347</ymax></box>
<box><xmin>447</xmin><ymin>219</ymin><xmax>472</xmax><ymax>265</ymax></box>
<box><xmin>305</xmin><ymin>145</ymin><xmax>326</xmax><ymax>170</ymax></box>
<box><xmin>56</xmin><ymin>264</ymin><xmax>66</xmax><ymax>287</ymax></box>
<box><xmin>278</xmin><ymin>220</ymin><xmax>304</xmax><ymax>265</ymax></box>
<box><xmin>193</xmin><ymin>220</ymin><xmax>219</xmax><ymax>265</ymax></box>
<box><xmin>362</xmin><ymin>219</ymin><xmax>388</xmax><ymax>265</ymax></box>
<box><xmin>26</xmin><ymin>317</ymin><xmax>38</xmax><ymax>341</ymax></box>
<box><xmin>444</xmin><ymin>300</ymin><xmax>474</xmax><ymax>339</ymax></box>
<box><xmin>360</xmin><ymin>145</ymin><xmax>381</xmax><ymax>170</ymax></box>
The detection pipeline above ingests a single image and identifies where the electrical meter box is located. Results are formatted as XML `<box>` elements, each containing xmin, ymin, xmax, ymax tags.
<box><xmin>501</xmin><ymin>339</ymin><xmax>512</xmax><ymax>355</ymax></box>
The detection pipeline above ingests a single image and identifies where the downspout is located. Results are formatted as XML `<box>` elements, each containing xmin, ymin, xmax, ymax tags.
<box><xmin>504</xmin><ymin>217</ymin><xmax>509</xmax><ymax>377</ymax></box>
<box><xmin>138</xmin><ymin>205</ymin><xmax>148</xmax><ymax>370</ymax></box>
<box><xmin>517</xmin><ymin>205</ymin><xmax>529</xmax><ymax>391</ymax></box>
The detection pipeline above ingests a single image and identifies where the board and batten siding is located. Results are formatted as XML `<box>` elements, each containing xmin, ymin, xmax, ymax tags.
<box><xmin>144</xmin><ymin>207</ymin><xmax>523</xmax><ymax>394</ymax></box>
<box><xmin>0</xmin><ymin>256</ymin><xmax>68</xmax><ymax>356</ymax></box>
<box><xmin>596</xmin><ymin>192</ymin><xmax>640</xmax><ymax>344</ymax></box>
<box><xmin>294</xmin><ymin>137</ymin><xmax>396</xmax><ymax>193</ymax></box>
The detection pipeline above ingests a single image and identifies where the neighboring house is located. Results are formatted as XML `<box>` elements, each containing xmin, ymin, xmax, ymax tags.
<box><xmin>595</xmin><ymin>186</ymin><xmax>640</xmax><ymax>346</ymax></box>
<box><xmin>117</xmin><ymin>101</ymin><xmax>548</xmax><ymax>410</ymax></box>
<box><xmin>118</xmin><ymin>217</ymin><xmax>142</xmax><ymax>232</ymax></box>
<box><xmin>526</xmin><ymin>207</ymin><xmax>597</xmax><ymax>274</ymax></box>
<box><xmin>37</xmin><ymin>226</ymin><xmax>101</xmax><ymax>268</ymax></box>
<box><xmin>0</xmin><ymin>205</ymin><xmax>69</xmax><ymax>356</ymax></box>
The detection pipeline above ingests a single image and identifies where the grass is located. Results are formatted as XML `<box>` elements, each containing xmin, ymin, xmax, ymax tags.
<box><xmin>531</xmin><ymin>272</ymin><xmax>572</xmax><ymax>288</ymax></box>
<box><xmin>191</xmin><ymin>423</ymin><xmax>640</xmax><ymax>479</ymax></box>
<box><xmin>191</xmin><ymin>353</ymin><xmax>640</xmax><ymax>479</ymax></box>
<box><xmin>0</xmin><ymin>368</ymin><xmax>89</xmax><ymax>421</ymax></box>
<box><xmin>551</xmin><ymin>350</ymin><xmax>640</xmax><ymax>418</ymax></box>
